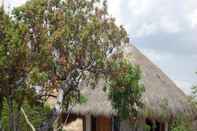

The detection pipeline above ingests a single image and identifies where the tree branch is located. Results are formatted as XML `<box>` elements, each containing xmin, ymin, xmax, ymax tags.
<box><xmin>21</xmin><ymin>107</ymin><xmax>36</xmax><ymax>131</ymax></box>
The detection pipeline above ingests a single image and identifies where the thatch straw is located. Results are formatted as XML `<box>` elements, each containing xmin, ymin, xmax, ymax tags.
<box><xmin>71</xmin><ymin>79</ymin><xmax>115</xmax><ymax>116</ymax></box>
<box><xmin>71</xmin><ymin>44</ymin><xmax>194</xmax><ymax>120</ymax></box>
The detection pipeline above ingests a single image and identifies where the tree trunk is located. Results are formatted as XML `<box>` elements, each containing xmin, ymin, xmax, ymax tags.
<box><xmin>37</xmin><ymin>88</ymin><xmax>65</xmax><ymax>131</ymax></box>
<box><xmin>7</xmin><ymin>97</ymin><xmax>16</xmax><ymax>131</ymax></box>
<box><xmin>37</xmin><ymin>76</ymin><xmax>76</xmax><ymax>131</ymax></box>
<box><xmin>37</xmin><ymin>109</ymin><xmax>58</xmax><ymax>131</ymax></box>
<box><xmin>15</xmin><ymin>106</ymin><xmax>21</xmax><ymax>131</ymax></box>
<box><xmin>0</xmin><ymin>97</ymin><xmax>3</xmax><ymax>131</ymax></box>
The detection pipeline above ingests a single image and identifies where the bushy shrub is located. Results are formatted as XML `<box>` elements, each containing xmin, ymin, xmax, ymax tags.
<box><xmin>171</xmin><ymin>118</ymin><xmax>192</xmax><ymax>131</ymax></box>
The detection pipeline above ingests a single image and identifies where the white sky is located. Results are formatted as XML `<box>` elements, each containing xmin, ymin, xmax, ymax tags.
<box><xmin>107</xmin><ymin>0</ymin><xmax>197</xmax><ymax>94</ymax></box>
<box><xmin>3</xmin><ymin>0</ymin><xmax>197</xmax><ymax>94</ymax></box>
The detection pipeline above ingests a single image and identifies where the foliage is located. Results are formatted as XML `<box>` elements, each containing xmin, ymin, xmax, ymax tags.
<box><xmin>0</xmin><ymin>5</ymin><xmax>28</xmax><ymax>101</ymax></box>
<box><xmin>191</xmin><ymin>85</ymin><xmax>197</xmax><ymax>100</ymax></box>
<box><xmin>170</xmin><ymin>118</ymin><xmax>192</xmax><ymax>131</ymax></box>
<box><xmin>79</xmin><ymin>95</ymin><xmax>88</xmax><ymax>104</ymax></box>
<box><xmin>0</xmin><ymin>0</ymin><xmax>144</xmax><ymax>130</ymax></box>
<box><xmin>107</xmin><ymin>60</ymin><xmax>144</xmax><ymax>120</ymax></box>
<box><xmin>0</xmin><ymin>6</ymin><xmax>34</xmax><ymax>130</ymax></box>
<box><xmin>143</xmin><ymin>124</ymin><xmax>151</xmax><ymax>131</ymax></box>
<box><xmin>2</xmin><ymin>99</ymin><xmax>51</xmax><ymax>131</ymax></box>
<box><xmin>189</xmin><ymin>73</ymin><xmax>197</xmax><ymax>115</ymax></box>
<box><xmin>12</xmin><ymin>0</ymin><xmax>130</xmax><ymax>111</ymax></box>
<box><xmin>191</xmin><ymin>71</ymin><xmax>197</xmax><ymax>100</ymax></box>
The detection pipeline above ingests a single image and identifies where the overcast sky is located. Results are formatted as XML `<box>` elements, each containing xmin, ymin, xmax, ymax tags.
<box><xmin>4</xmin><ymin>0</ymin><xmax>197</xmax><ymax>94</ymax></box>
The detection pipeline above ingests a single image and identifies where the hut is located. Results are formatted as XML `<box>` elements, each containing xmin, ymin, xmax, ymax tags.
<box><xmin>63</xmin><ymin>44</ymin><xmax>194</xmax><ymax>131</ymax></box>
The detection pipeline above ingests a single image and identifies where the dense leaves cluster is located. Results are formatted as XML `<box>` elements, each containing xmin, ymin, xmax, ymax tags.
<box><xmin>2</xmin><ymin>99</ymin><xmax>51</xmax><ymax>131</ymax></box>
<box><xmin>0</xmin><ymin>0</ymin><xmax>144</xmax><ymax>130</ymax></box>
<box><xmin>170</xmin><ymin>117</ymin><xmax>192</xmax><ymax>131</ymax></box>
<box><xmin>107</xmin><ymin>60</ymin><xmax>144</xmax><ymax>120</ymax></box>
<box><xmin>12</xmin><ymin>0</ymin><xmax>129</xmax><ymax>107</ymax></box>
<box><xmin>0</xmin><ymin>6</ymin><xmax>35</xmax><ymax>131</ymax></box>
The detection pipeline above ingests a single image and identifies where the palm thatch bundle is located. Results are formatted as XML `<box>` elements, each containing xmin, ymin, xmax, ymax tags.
<box><xmin>70</xmin><ymin>44</ymin><xmax>194</xmax><ymax>120</ymax></box>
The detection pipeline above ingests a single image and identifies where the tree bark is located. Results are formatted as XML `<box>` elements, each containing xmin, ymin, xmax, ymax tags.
<box><xmin>7</xmin><ymin>97</ymin><xmax>16</xmax><ymax>131</ymax></box>
<box><xmin>37</xmin><ymin>109</ymin><xmax>57</xmax><ymax>131</ymax></box>
<box><xmin>15</xmin><ymin>106</ymin><xmax>21</xmax><ymax>131</ymax></box>
<box><xmin>37</xmin><ymin>89</ymin><xmax>64</xmax><ymax>131</ymax></box>
<box><xmin>37</xmin><ymin>69</ymin><xmax>79</xmax><ymax>131</ymax></box>
<box><xmin>0</xmin><ymin>97</ymin><xmax>3</xmax><ymax>131</ymax></box>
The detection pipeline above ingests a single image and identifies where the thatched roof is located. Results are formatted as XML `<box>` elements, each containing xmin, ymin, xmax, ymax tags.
<box><xmin>70</xmin><ymin>44</ymin><xmax>194</xmax><ymax>120</ymax></box>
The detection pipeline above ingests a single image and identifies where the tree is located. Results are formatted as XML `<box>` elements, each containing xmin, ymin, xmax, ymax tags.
<box><xmin>107</xmin><ymin>60</ymin><xmax>144</xmax><ymax>120</ymax></box>
<box><xmin>0</xmin><ymin>2</ymin><xmax>51</xmax><ymax>130</ymax></box>
<box><xmin>0</xmin><ymin>0</ymin><xmax>144</xmax><ymax>130</ymax></box>
<box><xmin>190</xmin><ymin>72</ymin><xmax>197</xmax><ymax>109</ymax></box>
<box><xmin>0</xmin><ymin>6</ymin><xmax>30</xmax><ymax>131</ymax></box>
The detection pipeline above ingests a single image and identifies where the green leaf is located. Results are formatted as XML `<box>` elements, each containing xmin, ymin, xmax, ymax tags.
<box><xmin>79</xmin><ymin>95</ymin><xmax>88</xmax><ymax>104</ymax></box>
